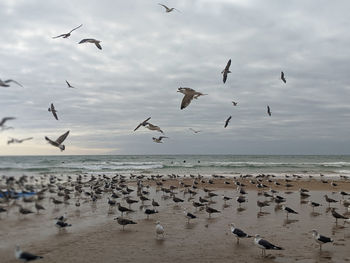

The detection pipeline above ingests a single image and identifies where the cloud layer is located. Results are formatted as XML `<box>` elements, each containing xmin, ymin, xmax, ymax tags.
<box><xmin>1</xmin><ymin>0</ymin><xmax>350</xmax><ymax>155</ymax></box>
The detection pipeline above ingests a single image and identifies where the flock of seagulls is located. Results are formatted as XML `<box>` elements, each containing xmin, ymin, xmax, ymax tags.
<box><xmin>1</xmin><ymin>171</ymin><xmax>349</xmax><ymax>261</ymax></box>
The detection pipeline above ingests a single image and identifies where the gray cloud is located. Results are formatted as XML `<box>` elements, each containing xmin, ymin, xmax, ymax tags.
<box><xmin>1</xmin><ymin>0</ymin><xmax>350</xmax><ymax>155</ymax></box>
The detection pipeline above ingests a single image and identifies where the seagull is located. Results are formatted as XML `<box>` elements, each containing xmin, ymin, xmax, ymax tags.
<box><xmin>281</xmin><ymin>71</ymin><xmax>286</xmax><ymax>84</ymax></box>
<box><xmin>52</xmin><ymin>24</ymin><xmax>82</xmax><ymax>39</ymax></box>
<box><xmin>311</xmin><ymin>230</ymin><xmax>333</xmax><ymax>251</ymax></box>
<box><xmin>324</xmin><ymin>194</ymin><xmax>337</xmax><ymax>207</ymax></box>
<box><xmin>146</xmin><ymin>123</ymin><xmax>164</xmax><ymax>133</ymax></box>
<box><xmin>232</xmin><ymin>101</ymin><xmax>238</xmax><ymax>106</ymax></box>
<box><xmin>48</xmin><ymin>103</ymin><xmax>58</xmax><ymax>120</ymax></box>
<box><xmin>114</xmin><ymin>217</ymin><xmax>137</xmax><ymax>230</ymax></box>
<box><xmin>282</xmin><ymin>205</ymin><xmax>298</xmax><ymax>218</ymax></box>
<box><xmin>230</xmin><ymin>223</ymin><xmax>252</xmax><ymax>244</ymax></box>
<box><xmin>177</xmin><ymin>87</ymin><xmax>207</xmax><ymax>110</ymax></box>
<box><xmin>45</xmin><ymin>130</ymin><xmax>70</xmax><ymax>151</ymax></box>
<box><xmin>221</xmin><ymin>59</ymin><xmax>231</xmax><ymax>83</ymax></box>
<box><xmin>158</xmin><ymin>3</ymin><xmax>180</xmax><ymax>13</ymax></box>
<box><xmin>155</xmin><ymin>221</ymin><xmax>165</xmax><ymax>239</ymax></box>
<box><xmin>308</xmin><ymin>201</ymin><xmax>321</xmax><ymax>212</ymax></box>
<box><xmin>0</xmin><ymin>117</ymin><xmax>16</xmax><ymax>130</ymax></box>
<box><xmin>144</xmin><ymin>208</ymin><xmax>158</xmax><ymax>219</ymax></box>
<box><xmin>15</xmin><ymin>245</ymin><xmax>43</xmax><ymax>262</ymax></box>
<box><xmin>78</xmin><ymin>39</ymin><xmax>102</xmax><ymax>50</ymax></box>
<box><xmin>0</xmin><ymin>79</ymin><xmax>23</xmax><ymax>87</ymax></box>
<box><xmin>267</xmin><ymin>105</ymin><xmax>271</xmax><ymax>116</ymax></box>
<box><xmin>184</xmin><ymin>210</ymin><xmax>196</xmax><ymax>223</ymax></box>
<box><xmin>331</xmin><ymin>208</ymin><xmax>349</xmax><ymax>224</ymax></box>
<box><xmin>134</xmin><ymin>117</ymin><xmax>151</xmax><ymax>131</ymax></box>
<box><xmin>254</xmin><ymin>234</ymin><xmax>283</xmax><ymax>257</ymax></box>
<box><xmin>65</xmin><ymin>80</ymin><xmax>75</xmax><ymax>88</ymax></box>
<box><xmin>205</xmin><ymin>205</ymin><xmax>220</xmax><ymax>218</ymax></box>
<box><xmin>55</xmin><ymin>220</ymin><xmax>72</xmax><ymax>229</ymax></box>
<box><xmin>152</xmin><ymin>136</ymin><xmax>168</xmax><ymax>143</ymax></box>
<box><xmin>7</xmin><ymin>137</ymin><xmax>33</xmax><ymax>145</ymax></box>
<box><xmin>224</xmin><ymin>116</ymin><xmax>232</xmax><ymax>128</ymax></box>
<box><xmin>189</xmin><ymin>128</ymin><xmax>201</xmax><ymax>134</ymax></box>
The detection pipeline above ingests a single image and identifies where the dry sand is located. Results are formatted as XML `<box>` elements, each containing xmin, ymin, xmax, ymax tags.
<box><xmin>1</xmin><ymin>177</ymin><xmax>350</xmax><ymax>263</ymax></box>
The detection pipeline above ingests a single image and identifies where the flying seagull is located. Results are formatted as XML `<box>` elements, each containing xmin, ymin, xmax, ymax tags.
<box><xmin>232</xmin><ymin>101</ymin><xmax>238</xmax><ymax>106</ymax></box>
<box><xmin>45</xmin><ymin>130</ymin><xmax>70</xmax><ymax>151</ymax></box>
<box><xmin>78</xmin><ymin>39</ymin><xmax>102</xmax><ymax>50</ymax></box>
<box><xmin>158</xmin><ymin>3</ymin><xmax>180</xmax><ymax>12</ymax></box>
<box><xmin>134</xmin><ymin>117</ymin><xmax>151</xmax><ymax>131</ymax></box>
<box><xmin>224</xmin><ymin>116</ymin><xmax>232</xmax><ymax>128</ymax></box>
<box><xmin>189</xmin><ymin>128</ymin><xmax>201</xmax><ymax>134</ymax></box>
<box><xmin>48</xmin><ymin>103</ymin><xmax>58</xmax><ymax>120</ymax></box>
<box><xmin>52</xmin><ymin>24</ymin><xmax>83</xmax><ymax>39</ymax></box>
<box><xmin>230</xmin><ymin>223</ymin><xmax>252</xmax><ymax>244</ymax></box>
<box><xmin>146</xmin><ymin>123</ymin><xmax>164</xmax><ymax>133</ymax></box>
<box><xmin>254</xmin><ymin>234</ymin><xmax>283</xmax><ymax>257</ymax></box>
<box><xmin>221</xmin><ymin>59</ymin><xmax>231</xmax><ymax>83</ymax></box>
<box><xmin>65</xmin><ymin>80</ymin><xmax>75</xmax><ymax>88</ymax></box>
<box><xmin>267</xmin><ymin>105</ymin><xmax>271</xmax><ymax>116</ymax></box>
<box><xmin>15</xmin><ymin>245</ymin><xmax>43</xmax><ymax>262</ymax></box>
<box><xmin>281</xmin><ymin>71</ymin><xmax>286</xmax><ymax>83</ymax></box>
<box><xmin>311</xmin><ymin>230</ymin><xmax>333</xmax><ymax>251</ymax></box>
<box><xmin>7</xmin><ymin>137</ymin><xmax>33</xmax><ymax>145</ymax></box>
<box><xmin>0</xmin><ymin>79</ymin><xmax>23</xmax><ymax>87</ymax></box>
<box><xmin>0</xmin><ymin>117</ymin><xmax>16</xmax><ymax>130</ymax></box>
<box><xmin>152</xmin><ymin>136</ymin><xmax>168</xmax><ymax>143</ymax></box>
<box><xmin>177</xmin><ymin>87</ymin><xmax>207</xmax><ymax>110</ymax></box>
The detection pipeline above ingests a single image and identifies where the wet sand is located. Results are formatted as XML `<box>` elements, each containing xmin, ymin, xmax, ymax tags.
<box><xmin>1</xmin><ymin>176</ymin><xmax>350</xmax><ymax>263</ymax></box>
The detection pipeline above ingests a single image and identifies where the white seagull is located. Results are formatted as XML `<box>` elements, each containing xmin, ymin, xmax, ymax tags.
<box><xmin>155</xmin><ymin>221</ymin><xmax>165</xmax><ymax>239</ymax></box>
<box><xmin>230</xmin><ymin>223</ymin><xmax>252</xmax><ymax>244</ymax></box>
<box><xmin>311</xmin><ymin>230</ymin><xmax>333</xmax><ymax>251</ymax></box>
<box><xmin>45</xmin><ymin>130</ymin><xmax>70</xmax><ymax>151</ymax></box>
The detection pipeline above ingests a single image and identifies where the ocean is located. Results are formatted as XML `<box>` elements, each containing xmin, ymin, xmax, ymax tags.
<box><xmin>0</xmin><ymin>155</ymin><xmax>350</xmax><ymax>177</ymax></box>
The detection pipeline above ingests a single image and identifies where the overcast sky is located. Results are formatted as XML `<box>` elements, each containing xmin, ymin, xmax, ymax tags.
<box><xmin>1</xmin><ymin>0</ymin><xmax>350</xmax><ymax>155</ymax></box>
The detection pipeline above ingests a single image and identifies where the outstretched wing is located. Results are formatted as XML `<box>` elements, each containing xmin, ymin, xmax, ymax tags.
<box><xmin>225</xmin><ymin>59</ymin><xmax>231</xmax><ymax>71</ymax></box>
<box><xmin>51</xmin><ymin>104</ymin><xmax>58</xmax><ymax>120</ymax></box>
<box><xmin>78</xmin><ymin>39</ymin><xmax>89</xmax><ymax>44</ymax></box>
<box><xmin>69</xmin><ymin>24</ymin><xmax>83</xmax><ymax>34</ymax></box>
<box><xmin>21</xmin><ymin>137</ymin><xmax>33</xmax><ymax>142</ymax></box>
<box><xmin>4</xmin><ymin>79</ymin><xmax>23</xmax><ymax>87</ymax></box>
<box><xmin>223</xmin><ymin>72</ymin><xmax>228</xmax><ymax>83</ymax></box>
<box><xmin>224</xmin><ymin>116</ymin><xmax>232</xmax><ymax>128</ymax></box>
<box><xmin>55</xmin><ymin>131</ymin><xmax>70</xmax><ymax>144</ymax></box>
<box><xmin>0</xmin><ymin>117</ymin><xmax>16</xmax><ymax>126</ymax></box>
<box><xmin>158</xmin><ymin>3</ymin><xmax>169</xmax><ymax>10</ymax></box>
<box><xmin>181</xmin><ymin>94</ymin><xmax>194</xmax><ymax>110</ymax></box>
<box><xmin>95</xmin><ymin>42</ymin><xmax>102</xmax><ymax>50</ymax></box>
<box><xmin>65</xmin><ymin>80</ymin><xmax>74</xmax><ymax>88</ymax></box>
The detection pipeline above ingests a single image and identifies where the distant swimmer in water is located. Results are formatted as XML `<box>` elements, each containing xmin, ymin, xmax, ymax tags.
<box><xmin>183</xmin><ymin>160</ymin><xmax>186</xmax><ymax>163</ymax></box>
<box><xmin>198</xmin><ymin>160</ymin><xmax>200</xmax><ymax>163</ymax></box>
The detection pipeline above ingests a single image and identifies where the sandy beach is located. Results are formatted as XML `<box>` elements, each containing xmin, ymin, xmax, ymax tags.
<box><xmin>1</xmin><ymin>175</ymin><xmax>350</xmax><ymax>263</ymax></box>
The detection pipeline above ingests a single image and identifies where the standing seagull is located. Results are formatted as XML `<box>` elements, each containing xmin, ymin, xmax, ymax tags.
<box><xmin>254</xmin><ymin>234</ymin><xmax>283</xmax><ymax>257</ymax></box>
<box><xmin>155</xmin><ymin>221</ymin><xmax>165</xmax><ymax>239</ymax></box>
<box><xmin>177</xmin><ymin>87</ymin><xmax>207</xmax><ymax>110</ymax></box>
<box><xmin>222</xmin><ymin>59</ymin><xmax>231</xmax><ymax>83</ymax></box>
<box><xmin>15</xmin><ymin>245</ymin><xmax>43</xmax><ymax>261</ymax></box>
<box><xmin>134</xmin><ymin>117</ymin><xmax>151</xmax><ymax>131</ymax></box>
<box><xmin>114</xmin><ymin>217</ymin><xmax>137</xmax><ymax>231</ymax></box>
<box><xmin>45</xmin><ymin>130</ymin><xmax>70</xmax><ymax>151</ymax></box>
<box><xmin>0</xmin><ymin>79</ymin><xmax>23</xmax><ymax>87</ymax></box>
<box><xmin>0</xmin><ymin>117</ymin><xmax>16</xmax><ymax>130</ymax></box>
<box><xmin>311</xmin><ymin>230</ymin><xmax>333</xmax><ymax>251</ymax></box>
<box><xmin>230</xmin><ymin>223</ymin><xmax>252</xmax><ymax>244</ymax></box>
<box><xmin>267</xmin><ymin>105</ymin><xmax>271</xmax><ymax>116</ymax></box>
<box><xmin>48</xmin><ymin>103</ymin><xmax>58</xmax><ymax>120</ymax></box>
<box><xmin>78</xmin><ymin>39</ymin><xmax>102</xmax><ymax>50</ymax></box>
<box><xmin>282</xmin><ymin>205</ymin><xmax>298</xmax><ymax>219</ymax></box>
<box><xmin>158</xmin><ymin>3</ymin><xmax>180</xmax><ymax>12</ymax></box>
<box><xmin>52</xmin><ymin>24</ymin><xmax>83</xmax><ymax>39</ymax></box>
<box><xmin>65</xmin><ymin>80</ymin><xmax>75</xmax><ymax>88</ymax></box>
<box><xmin>281</xmin><ymin>71</ymin><xmax>286</xmax><ymax>84</ymax></box>
<box><xmin>224</xmin><ymin>116</ymin><xmax>232</xmax><ymax>128</ymax></box>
